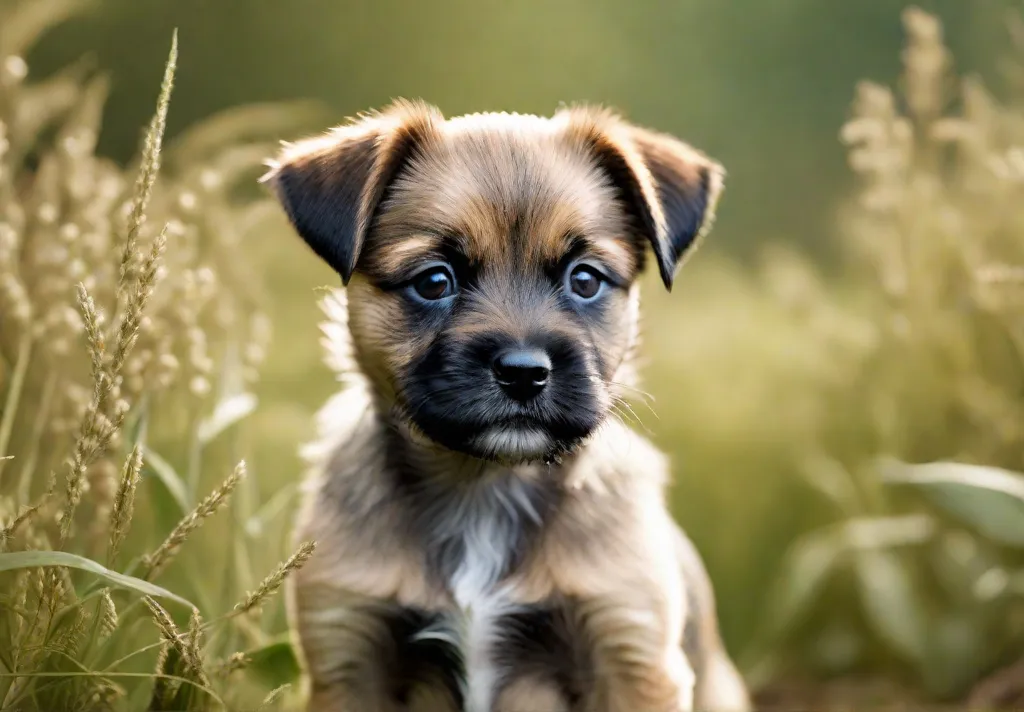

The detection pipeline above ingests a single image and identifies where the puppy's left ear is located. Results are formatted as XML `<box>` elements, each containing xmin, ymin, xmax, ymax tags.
<box><xmin>564</xmin><ymin>109</ymin><xmax>725</xmax><ymax>290</ymax></box>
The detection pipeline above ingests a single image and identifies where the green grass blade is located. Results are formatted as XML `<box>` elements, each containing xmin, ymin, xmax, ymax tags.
<box><xmin>853</xmin><ymin>549</ymin><xmax>929</xmax><ymax>665</ymax></box>
<box><xmin>142</xmin><ymin>445</ymin><xmax>191</xmax><ymax>515</ymax></box>
<box><xmin>197</xmin><ymin>391</ymin><xmax>258</xmax><ymax>445</ymax></box>
<box><xmin>0</xmin><ymin>335</ymin><xmax>32</xmax><ymax>485</ymax></box>
<box><xmin>0</xmin><ymin>551</ymin><xmax>194</xmax><ymax>608</ymax></box>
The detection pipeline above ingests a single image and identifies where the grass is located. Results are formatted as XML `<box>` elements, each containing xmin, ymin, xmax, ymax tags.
<box><xmin>1</xmin><ymin>1</ymin><xmax>1024</xmax><ymax>710</ymax></box>
<box><xmin>639</xmin><ymin>7</ymin><xmax>1024</xmax><ymax>708</ymax></box>
<box><xmin>0</xmin><ymin>2</ymin><xmax>319</xmax><ymax>708</ymax></box>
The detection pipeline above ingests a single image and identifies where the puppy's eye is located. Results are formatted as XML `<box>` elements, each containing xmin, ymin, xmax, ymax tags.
<box><xmin>411</xmin><ymin>266</ymin><xmax>457</xmax><ymax>302</ymax></box>
<box><xmin>566</xmin><ymin>265</ymin><xmax>604</xmax><ymax>301</ymax></box>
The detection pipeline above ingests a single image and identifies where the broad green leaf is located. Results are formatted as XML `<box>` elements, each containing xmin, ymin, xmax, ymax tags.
<box><xmin>880</xmin><ymin>458</ymin><xmax>1024</xmax><ymax>547</ymax></box>
<box><xmin>0</xmin><ymin>551</ymin><xmax>193</xmax><ymax>607</ymax></box>
<box><xmin>245</xmin><ymin>639</ymin><xmax>301</xmax><ymax>690</ymax></box>
<box><xmin>197</xmin><ymin>392</ymin><xmax>258</xmax><ymax>445</ymax></box>
<box><xmin>142</xmin><ymin>446</ymin><xmax>191</xmax><ymax>515</ymax></box>
<box><xmin>245</xmin><ymin>483</ymin><xmax>298</xmax><ymax>538</ymax></box>
<box><xmin>763</xmin><ymin>527</ymin><xmax>844</xmax><ymax>639</ymax></box>
<box><xmin>854</xmin><ymin>549</ymin><xmax>928</xmax><ymax>664</ymax></box>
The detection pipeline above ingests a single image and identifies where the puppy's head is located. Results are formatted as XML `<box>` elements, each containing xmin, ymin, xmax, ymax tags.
<box><xmin>264</xmin><ymin>100</ymin><xmax>723</xmax><ymax>464</ymax></box>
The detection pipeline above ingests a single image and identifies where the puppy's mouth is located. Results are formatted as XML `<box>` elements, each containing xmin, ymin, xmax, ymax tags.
<box><xmin>469</xmin><ymin>421</ymin><xmax>553</xmax><ymax>462</ymax></box>
<box><xmin>401</xmin><ymin>405</ymin><xmax>594</xmax><ymax>464</ymax></box>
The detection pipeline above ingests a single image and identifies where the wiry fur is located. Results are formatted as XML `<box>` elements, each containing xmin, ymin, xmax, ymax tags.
<box><xmin>266</xmin><ymin>100</ymin><xmax>749</xmax><ymax>712</ymax></box>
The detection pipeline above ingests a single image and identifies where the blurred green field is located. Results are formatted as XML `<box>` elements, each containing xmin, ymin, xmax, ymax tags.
<box><xmin>3</xmin><ymin>0</ymin><xmax>1024</xmax><ymax>710</ymax></box>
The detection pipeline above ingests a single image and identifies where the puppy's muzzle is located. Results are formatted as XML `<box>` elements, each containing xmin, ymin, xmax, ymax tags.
<box><xmin>492</xmin><ymin>348</ymin><xmax>552</xmax><ymax>403</ymax></box>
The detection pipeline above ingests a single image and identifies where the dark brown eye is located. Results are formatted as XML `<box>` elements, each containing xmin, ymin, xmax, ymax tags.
<box><xmin>411</xmin><ymin>266</ymin><xmax>456</xmax><ymax>301</ymax></box>
<box><xmin>567</xmin><ymin>265</ymin><xmax>603</xmax><ymax>301</ymax></box>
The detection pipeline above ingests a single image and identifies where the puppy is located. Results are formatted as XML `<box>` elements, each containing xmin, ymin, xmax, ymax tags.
<box><xmin>263</xmin><ymin>100</ymin><xmax>750</xmax><ymax>712</ymax></box>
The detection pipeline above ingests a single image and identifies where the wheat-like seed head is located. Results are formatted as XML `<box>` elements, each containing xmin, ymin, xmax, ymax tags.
<box><xmin>54</xmin><ymin>606</ymin><xmax>90</xmax><ymax>657</ymax></box>
<box><xmin>186</xmin><ymin>606</ymin><xmax>211</xmax><ymax>687</ymax></box>
<box><xmin>107</xmin><ymin>445</ymin><xmax>142</xmax><ymax>563</ymax></box>
<box><xmin>257</xmin><ymin>684</ymin><xmax>292</xmax><ymax>711</ymax></box>
<box><xmin>119</xmin><ymin>31</ymin><xmax>176</xmax><ymax>295</ymax></box>
<box><xmin>233</xmin><ymin>540</ymin><xmax>317</xmax><ymax>616</ymax></box>
<box><xmin>211</xmin><ymin>651</ymin><xmax>251</xmax><ymax>677</ymax></box>
<box><xmin>98</xmin><ymin>588</ymin><xmax>118</xmax><ymax>641</ymax></box>
<box><xmin>142</xmin><ymin>460</ymin><xmax>247</xmax><ymax>580</ymax></box>
<box><xmin>144</xmin><ymin>596</ymin><xmax>184</xmax><ymax>652</ymax></box>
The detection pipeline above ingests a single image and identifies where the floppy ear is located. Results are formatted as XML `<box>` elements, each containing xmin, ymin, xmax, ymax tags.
<box><xmin>561</xmin><ymin>108</ymin><xmax>725</xmax><ymax>290</ymax></box>
<box><xmin>260</xmin><ymin>100</ymin><xmax>443</xmax><ymax>285</ymax></box>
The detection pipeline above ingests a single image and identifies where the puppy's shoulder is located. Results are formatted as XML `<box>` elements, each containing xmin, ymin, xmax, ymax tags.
<box><xmin>574</xmin><ymin>418</ymin><xmax>671</xmax><ymax>494</ymax></box>
<box><xmin>296</xmin><ymin>380</ymin><xmax>396</xmax><ymax>539</ymax></box>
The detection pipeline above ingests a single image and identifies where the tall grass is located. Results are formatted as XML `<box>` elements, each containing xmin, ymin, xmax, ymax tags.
<box><xmin>0</xmin><ymin>2</ymin><xmax>319</xmax><ymax>709</ymax></box>
<box><xmin>641</xmin><ymin>6</ymin><xmax>1024</xmax><ymax>708</ymax></box>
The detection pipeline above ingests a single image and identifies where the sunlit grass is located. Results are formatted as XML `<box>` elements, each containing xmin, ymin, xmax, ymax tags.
<box><xmin>0</xmin><ymin>1</ymin><xmax>318</xmax><ymax>707</ymax></box>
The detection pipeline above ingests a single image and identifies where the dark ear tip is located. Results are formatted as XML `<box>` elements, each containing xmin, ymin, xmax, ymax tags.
<box><xmin>658</xmin><ymin>262</ymin><xmax>675</xmax><ymax>292</ymax></box>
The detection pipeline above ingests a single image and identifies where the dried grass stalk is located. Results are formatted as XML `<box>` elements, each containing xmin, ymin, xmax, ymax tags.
<box><xmin>233</xmin><ymin>539</ymin><xmax>316</xmax><ymax>615</ymax></box>
<box><xmin>119</xmin><ymin>30</ymin><xmax>177</xmax><ymax>294</ymax></box>
<box><xmin>142</xmin><ymin>460</ymin><xmax>246</xmax><ymax>580</ymax></box>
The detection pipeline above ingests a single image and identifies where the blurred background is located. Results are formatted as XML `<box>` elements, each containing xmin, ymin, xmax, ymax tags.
<box><xmin>3</xmin><ymin>0</ymin><xmax>1024</xmax><ymax>709</ymax></box>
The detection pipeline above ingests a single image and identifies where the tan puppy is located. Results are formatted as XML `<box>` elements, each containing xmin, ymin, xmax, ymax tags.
<box><xmin>263</xmin><ymin>100</ymin><xmax>750</xmax><ymax>712</ymax></box>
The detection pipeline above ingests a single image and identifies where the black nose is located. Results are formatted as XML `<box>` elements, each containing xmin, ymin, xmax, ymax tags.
<box><xmin>492</xmin><ymin>348</ymin><xmax>551</xmax><ymax>402</ymax></box>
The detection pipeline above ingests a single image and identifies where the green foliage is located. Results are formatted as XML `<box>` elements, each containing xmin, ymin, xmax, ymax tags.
<box><xmin>883</xmin><ymin>459</ymin><xmax>1024</xmax><ymax>547</ymax></box>
<box><xmin>638</xmin><ymin>7</ymin><xmax>1024</xmax><ymax>706</ymax></box>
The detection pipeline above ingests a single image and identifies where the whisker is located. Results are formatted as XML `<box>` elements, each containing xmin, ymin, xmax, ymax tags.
<box><xmin>609</xmin><ymin>381</ymin><xmax>656</xmax><ymax>404</ymax></box>
<box><xmin>609</xmin><ymin>397</ymin><xmax>654</xmax><ymax>436</ymax></box>
<box><xmin>608</xmin><ymin>381</ymin><xmax>659</xmax><ymax>421</ymax></box>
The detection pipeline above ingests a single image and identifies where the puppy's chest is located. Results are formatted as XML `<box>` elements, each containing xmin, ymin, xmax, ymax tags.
<box><xmin>412</xmin><ymin>471</ymin><xmax>553</xmax><ymax>596</ymax></box>
<box><xmin>413</xmin><ymin>481</ymin><xmax>558</xmax><ymax>711</ymax></box>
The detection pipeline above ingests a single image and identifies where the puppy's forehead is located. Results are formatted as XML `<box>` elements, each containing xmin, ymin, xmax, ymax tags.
<box><xmin>377</xmin><ymin>112</ymin><xmax>635</xmax><ymax>269</ymax></box>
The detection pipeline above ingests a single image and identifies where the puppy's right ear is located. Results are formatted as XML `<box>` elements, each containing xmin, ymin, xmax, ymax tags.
<box><xmin>261</xmin><ymin>100</ymin><xmax>443</xmax><ymax>284</ymax></box>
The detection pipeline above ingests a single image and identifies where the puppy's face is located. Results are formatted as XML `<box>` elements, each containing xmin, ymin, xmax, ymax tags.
<box><xmin>264</xmin><ymin>101</ymin><xmax>723</xmax><ymax>464</ymax></box>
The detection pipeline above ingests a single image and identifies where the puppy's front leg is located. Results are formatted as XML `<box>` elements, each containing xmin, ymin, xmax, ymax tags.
<box><xmin>580</xmin><ymin>596</ymin><xmax>695</xmax><ymax>712</ymax></box>
<box><xmin>292</xmin><ymin>583</ymin><xmax>404</xmax><ymax>712</ymax></box>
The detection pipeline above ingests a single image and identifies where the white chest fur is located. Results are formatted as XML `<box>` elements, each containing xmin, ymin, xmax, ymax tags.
<box><xmin>445</xmin><ymin>475</ymin><xmax>540</xmax><ymax>712</ymax></box>
<box><xmin>452</xmin><ymin>529</ymin><xmax>517</xmax><ymax>712</ymax></box>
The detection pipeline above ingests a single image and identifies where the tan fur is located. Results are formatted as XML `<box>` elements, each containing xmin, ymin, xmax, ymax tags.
<box><xmin>266</xmin><ymin>101</ymin><xmax>748</xmax><ymax>712</ymax></box>
<box><xmin>494</xmin><ymin>675</ymin><xmax>570</xmax><ymax>712</ymax></box>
